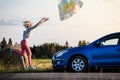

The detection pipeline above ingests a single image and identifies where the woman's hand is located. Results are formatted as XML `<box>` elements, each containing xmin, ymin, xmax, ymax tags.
<box><xmin>40</xmin><ymin>17</ymin><xmax>49</xmax><ymax>23</ymax></box>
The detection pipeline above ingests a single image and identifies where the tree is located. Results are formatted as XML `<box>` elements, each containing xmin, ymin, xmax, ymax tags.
<box><xmin>65</xmin><ymin>41</ymin><xmax>69</xmax><ymax>48</ymax></box>
<box><xmin>35</xmin><ymin>47</ymin><xmax>41</xmax><ymax>58</ymax></box>
<box><xmin>78</xmin><ymin>40</ymin><xmax>82</xmax><ymax>46</ymax></box>
<box><xmin>8</xmin><ymin>38</ymin><xmax>12</xmax><ymax>46</ymax></box>
<box><xmin>50</xmin><ymin>46</ymin><xmax>56</xmax><ymax>58</ymax></box>
<box><xmin>1</xmin><ymin>37</ymin><xmax>7</xmax><ymax>49</ymax></box>
<box><xmin>78</xmin><ymin>40</ymin><xmax>87</xmax><ymax>46</ymax></box>
<box><xmin>30</xmin><ymin>42</ymin><xmax>70</xmax><ymax>59</ymax></box>
<box><xmin>82</xmin><ymin>40</ymin><xmax>86</xmax><ymax>46</ymax></box>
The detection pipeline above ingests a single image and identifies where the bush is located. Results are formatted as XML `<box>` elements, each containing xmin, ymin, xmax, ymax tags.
<box><xmin>0</xmin><ymin>48</ymin><xmax>23</xmax><ymax>72</ymax></box>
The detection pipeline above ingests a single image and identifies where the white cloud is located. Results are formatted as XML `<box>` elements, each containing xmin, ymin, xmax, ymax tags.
<box><xmin>0</xmin><ymin>19</ymin><xmax>23</xmax><ymax>26</ymax></box>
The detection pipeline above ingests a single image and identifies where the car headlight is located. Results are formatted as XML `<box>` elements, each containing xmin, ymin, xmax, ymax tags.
<box><xmin>56</xmin><ymin>50</ymin><xmax>68</xmax><ymax>58</ymax></box>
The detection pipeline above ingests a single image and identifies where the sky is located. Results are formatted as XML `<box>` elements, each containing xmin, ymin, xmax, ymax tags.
<box><xmin>0</xmin><ymin>0</ymin><xmax>120</xmax><ymax>47</ymax></box>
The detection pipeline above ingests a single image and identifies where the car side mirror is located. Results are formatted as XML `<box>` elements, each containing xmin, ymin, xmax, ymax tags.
<box><xmin>94</xmin><ymin>41</ymin><xmax>102</xmax><ymax>47</ymax></box>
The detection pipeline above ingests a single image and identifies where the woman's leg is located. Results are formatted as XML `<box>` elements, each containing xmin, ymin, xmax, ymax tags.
<box><xmin>24</xmin><ymin>53</ymin><xmax>29</xmax><ymax>67</ymax></box>
<box><xmin>22</xmin><ymin>40</ymin><xmax>32</xmax><ymax>66</ymax></box>
<box><xmin>21</xmin><ymin>40</ymin><xmax>26</xmax><ymax>56</ymax></box>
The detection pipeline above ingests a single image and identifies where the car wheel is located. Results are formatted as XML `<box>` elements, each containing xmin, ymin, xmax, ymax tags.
<box><xmin>68</xmin><ymin>56</ymin><xmax>88</xmax><ymax>72</ymax></box>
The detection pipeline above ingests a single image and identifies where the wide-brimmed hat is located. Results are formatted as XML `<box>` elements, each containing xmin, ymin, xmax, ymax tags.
<box><xmin>23</xmin><ymin>21</ymin><xmax>32</xmax><ymax>27</ymax></box>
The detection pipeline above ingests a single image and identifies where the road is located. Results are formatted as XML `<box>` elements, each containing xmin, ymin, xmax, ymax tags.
<box><xmin>0</xmin><ymin>73</ymin><xmax>120</xmax><ymax>80</ymax></box>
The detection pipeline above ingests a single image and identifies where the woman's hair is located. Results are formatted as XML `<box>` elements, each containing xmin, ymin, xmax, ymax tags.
<box><xmin>23</xmin><ymin>21</ymin><xmax>32</xmax><ymax>28</ymax></box>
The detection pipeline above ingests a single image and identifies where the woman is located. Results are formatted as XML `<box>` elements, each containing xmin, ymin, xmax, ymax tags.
<box><xmin>21</xmin><ymin>17</ymin><xmax>49</xmax><ymax>69</ymax></box>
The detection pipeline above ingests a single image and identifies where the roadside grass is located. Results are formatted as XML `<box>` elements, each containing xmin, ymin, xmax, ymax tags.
<box><xmin>32</xmin><ymin>59</ymin><xmax>53</xmax><ymax>72</ymax></box>
<box><xmin>0</xmin><ymin>59</ymin><xmax>53</xmax><ymax>73</ymax></box>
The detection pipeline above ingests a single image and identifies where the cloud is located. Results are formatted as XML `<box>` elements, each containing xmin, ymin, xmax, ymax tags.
<box><xmin>0</xmin><ymin>19</ymin><xmax>25</xmax><ymax>26</ymax></box>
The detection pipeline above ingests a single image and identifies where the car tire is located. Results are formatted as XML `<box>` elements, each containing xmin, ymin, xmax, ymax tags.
<box><xmin>68</xmin><ymin>56</ymin><xmax>88</xmax><ymax>72</ymax></box>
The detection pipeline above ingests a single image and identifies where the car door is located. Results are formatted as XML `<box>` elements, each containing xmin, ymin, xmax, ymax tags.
<box><xmin>91</xmin><ymin>35</ymin><xmax>120</xmax><ymax>66</ymax></box>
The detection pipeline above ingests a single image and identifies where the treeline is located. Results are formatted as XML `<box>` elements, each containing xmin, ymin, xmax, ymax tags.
<box><xmin>0</xmin><ymin>37</ymin><xmax>89</xmax><ymax>59</ymax></box>
<box><xmin>0</xmin><ymin>37</ymin><xmax>12</xmax><ymax>49</ymax></box>
<box><xmin>30</xmin><ymin>42</ymin><xmax>69</xmax><ymax>59</ymax></box>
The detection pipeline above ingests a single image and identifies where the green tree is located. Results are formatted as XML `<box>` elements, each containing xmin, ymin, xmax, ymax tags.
<box><xmin>35</xmin><ymin>47</ymin><xmax>41</xmax><ymax>58</ymax></box>
<box><xmin>8</xmin><ymin>38</ymin><xmax>12</xmax><ymax>46</ymax></box>
<box><xmin>78</xmin><ymin>40</ymin><xmax>87</xmax><ymax>46</ymax></box>
<box><xmin>82</xmin><ymin>40</ymin><xmax>86</xmax><ymax>46</ymax></box>
<box><xmin>30</xmin><ymin>42</ymin><xmax>70</xmax><ymax>59</ymax></box>
<box><xmin>1</xmin><ymin>37</ymin><xmax>7</xmax><ymax>49</ymax></box>
<box><xmin>50</xmin><ymin>46</ymin><xmax>56</xmax><ymax>58</ymax></box>
<box><xmin>78</xmin><ymin>40</ymin><xmax>82</xmax><ymax>46</ymax></box>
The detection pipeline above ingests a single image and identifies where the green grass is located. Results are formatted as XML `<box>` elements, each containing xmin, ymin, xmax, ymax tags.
<box><xmin>0</xmin><ymin>59</ymin><xmax>53</xmax><ymax>73</ymax></box>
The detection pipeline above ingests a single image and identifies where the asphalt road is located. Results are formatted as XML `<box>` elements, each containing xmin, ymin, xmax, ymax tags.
<box><xmin>0</xmin><ymin>73</ymin><xmax>120</xmax><ymax>80</ymax></box>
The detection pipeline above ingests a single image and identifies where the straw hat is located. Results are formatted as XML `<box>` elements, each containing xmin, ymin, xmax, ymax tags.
<box><xmin>23</xmin><ymin>21</ymin><xmax>32</xmax><ymax>27</ymax></box>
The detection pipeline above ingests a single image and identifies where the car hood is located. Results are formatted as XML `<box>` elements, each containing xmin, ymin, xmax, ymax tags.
<box><xmin>68</xmin><ymin>46</ymin><xmax>88</xmax><ymax>52</ymax></box>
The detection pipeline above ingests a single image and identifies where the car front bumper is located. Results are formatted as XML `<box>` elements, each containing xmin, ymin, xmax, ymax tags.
<box><xmin>52</xmin><ymin>58</ymin><xmax>67</xmax><ymax>70</ymax></box>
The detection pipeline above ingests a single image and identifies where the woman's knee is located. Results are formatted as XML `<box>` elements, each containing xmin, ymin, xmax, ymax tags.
<box><xmin>27</xmin><ymin>52</ymin><xmax>32</xmax><ymax>57</ymax></box>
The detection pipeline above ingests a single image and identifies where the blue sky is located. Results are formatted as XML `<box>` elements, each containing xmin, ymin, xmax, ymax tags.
<box><xmin>0</xmin><ymin>0</ymin><xmax>120</xmax><ymax>47</ymax></box>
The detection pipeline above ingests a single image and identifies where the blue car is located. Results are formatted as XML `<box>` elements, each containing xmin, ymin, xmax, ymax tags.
<box><xmin>52</xmin><ymin>32</ymin><xmax>120</xmax><ymax>72</ymax></box>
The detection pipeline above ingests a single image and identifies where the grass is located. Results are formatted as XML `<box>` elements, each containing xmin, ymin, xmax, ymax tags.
<box><xmin>32</xmin><ymin>59</ymin><xmax>53</xmax><ymax>72</ymax></box>
<box><xmin>0</xmin><ymin>59</ymin><xmax>53</xmax><ymax>73</ymax></box>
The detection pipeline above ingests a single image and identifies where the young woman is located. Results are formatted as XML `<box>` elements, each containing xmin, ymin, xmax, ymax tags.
<box><xmin>21</xmin><ymin>17</ymin><xmax>49</xmax><ymax>69</ymax></box>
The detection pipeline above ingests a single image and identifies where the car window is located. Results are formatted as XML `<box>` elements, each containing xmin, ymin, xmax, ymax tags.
<box><xmin>101</xmin><ymin>38</ymin><xmax>119</xmax><ymax>46</ymax></box>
